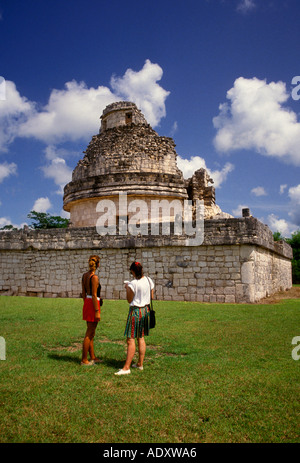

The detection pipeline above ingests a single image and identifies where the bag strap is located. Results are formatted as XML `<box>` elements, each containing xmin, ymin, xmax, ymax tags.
<box><xmin>146</xmin><ymin>276</ymin><xmax>153</xmax><ymax>310</ymax></box>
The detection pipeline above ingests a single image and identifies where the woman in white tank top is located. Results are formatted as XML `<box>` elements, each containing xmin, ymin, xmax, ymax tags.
<box><xmin>115</xmin><ymin>261</ymin><xmax>154</xmax><ymax>376</ymax></box>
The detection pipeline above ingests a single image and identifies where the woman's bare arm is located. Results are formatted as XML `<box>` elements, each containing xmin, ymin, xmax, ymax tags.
<box><xmin>82</xmin><ymin>275</ymin><xmax>86</xmax><ymax>301</ymax></box>
<box><xmin>91</xmin><ymin>275</ymin><xmax>99</xmax><ymax>306</ymax></box>
<box><xmin>126</xmin><ymin>285</ymin><xmax>134</xmax><ymax>304</ymax></box>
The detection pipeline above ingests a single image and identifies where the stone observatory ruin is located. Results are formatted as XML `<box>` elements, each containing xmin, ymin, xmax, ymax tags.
<box><xmin>63</xmin><ymin>101</ymin><xmax>224</xmax><ymax>226</ymax></box>
<box><xmin>0</xmin><ymin>101</ymin><xmax>293</xmax><ymax>303</ymax></box>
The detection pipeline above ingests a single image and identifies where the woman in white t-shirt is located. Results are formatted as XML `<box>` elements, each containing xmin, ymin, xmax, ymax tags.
<box><xmin>115</xmin><ymin>261</ymin><xmax>154</xmax><ymax>376</ymax></box>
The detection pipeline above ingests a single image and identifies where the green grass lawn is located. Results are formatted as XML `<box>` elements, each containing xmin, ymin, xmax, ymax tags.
<box><xmin>0</xmin><ymin>295</ymin><xmax>299</xmax><ymax>443</ymax></box>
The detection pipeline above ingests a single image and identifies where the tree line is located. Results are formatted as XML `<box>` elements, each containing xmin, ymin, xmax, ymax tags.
<box><xmin>273</xmin><ymin>230</ymin><xmax>300</xmax><ymax>284</ymax></box>
<box><xmin>0</xmin><ymin>211</ymin><xmax>69</xmax><ymax>231</ymax></box>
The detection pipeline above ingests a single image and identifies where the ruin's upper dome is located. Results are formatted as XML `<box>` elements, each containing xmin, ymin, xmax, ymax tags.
<box><xmin>63</xmin><ymin>101</ymin><xmax>226</xmax><ymax>227</ymax></box>
<box><xmin>63</xmin><ymin>102</ymin><xmax>189</xmax><ymax>225</ymax></box>
<box><xmin>100</xmin><ymin>101</ymin><xmax>148</xmax><ymax>131</ymax></box>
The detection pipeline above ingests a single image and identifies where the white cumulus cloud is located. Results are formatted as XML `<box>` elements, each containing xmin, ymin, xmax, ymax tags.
<box><xmin>0</xmin><ymin>161</ymin><xmax>17</xmax><ymax>183</ymax></box>
<box><xmin>267</xmin><ymin>213</ymin><xmax>294</xmax><ymax>236</ymax></box>
<box><xmin>0</xmin><ymin>60</ymin><xmax>170</xmax><ymax>150</ymax></box>
<box><xmin>0</xmin><ymin>217</ymin><xmax>27</xmax><ymax>230</ymax></box>
<box><xmin>279</xmin><ymin>184</ymin><xmax>287</xmax><ymax>194</ymax></box>
<box><xmin>251</xmin><ymin>186</ymin><xmax>267</xmax><ymax>197</ymax></box>
<box><xmin>288</xmin><ymin>183</ymin><xmax>300</xmax><ymax>203</ymax></box>
<box><xmin>237</xmin><ymin>0</ymin><xmax>256</xmax><ymax>14</ymax></box>
<box><xmin>177</xmin><ymin>155</ymin><xmax>234</xmax><ymax>188</ymax></box>
<box><xmin>42</xmin><ymin>157</ymin><xmax>73</xmax><ymax>195</ymax></box>
<box><xmin>0</xmin><ymin>81</ymin><xmax>34</xmax><ymax>151</ymax></box>
<box><xmin>177</xmin><ymin>155</ymin><xmax>207</xmax><ymax>180</ymax></box>
<box><xmin>110</xmin><ymin>59</ymin><xmax>170</xmax><ymax>127</ymax></box>
<box><xmin>60</xmin><ymin>209</ymin><xmax>70</xmax><ymax>219</ymax></box>
<box><xmin>169</xmin><ymin>121</ymin><xmax>178</xmax><ymax>137</ymax></box>
<box><xmin>252</xmin><ymin>183</ymin><xmax>300</xmax><ymax>236</ymax></box>
<box><xmin>213</xmin><ymin>77</ymin><xmax>300</xmax><ymax>166</ymax></box>
<box><xmin>19</xmin><ymin>80</ymin><xmax>116</xmax><ymax>143</ymax></box>
<box><xmin>231</xmin><ymin>204</ymin><xmax>249</xmax><ymax>217</ymax></box>
<box><xmin>0</xmin><ymin>217</ymin><xmax>11</xmax><ymax>228</ymax></box>
<box><xmin>288</xmin><ymin>184</ymin><xmax>300</xmax><ymax>226</ymax></box>
<box><xmin>32</xmin><ymin>197</ymin><xmax>52</xmax><ymax>213</ymax></box>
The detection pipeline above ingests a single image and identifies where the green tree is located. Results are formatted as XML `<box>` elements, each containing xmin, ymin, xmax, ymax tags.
<box><xmin>286</xmin><ymin>230</ymin><xmax>300</xmax><ymax>284</ymax></box>
<box><xmin>273</xmin><ymin>231</ymin><xmax>284</xmax><ymax>241</ymax></box>
<box><xmin>0</xmin><ymin>224</ymin><xmax>19</xmax><ymax>231</ymax></box>
<box><xmin>27</xmin><ymin>211</ymin><xmax>69</xmax><ymax>229</ymax></box>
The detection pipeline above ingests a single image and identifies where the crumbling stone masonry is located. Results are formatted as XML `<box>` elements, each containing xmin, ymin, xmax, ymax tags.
<box><xmin>63</xmin><ymin>102</ymin><xmax>226</xmax><ymax>226</ymax></box>
<box><xmin>0</xmin><ymin>218</ymin><xmax>292</xmax><ymax>303</ymax></box>
<box><xmin>0</xmin><ymin>101</ymin><xmax>292</xmax><ymax>302</ymax></box>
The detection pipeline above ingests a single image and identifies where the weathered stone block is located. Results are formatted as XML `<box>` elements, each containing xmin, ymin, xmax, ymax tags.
<box><xmin>225</xmin><ymin>295</ymin><xmax>236</xmax><ymax>303</ymax></box>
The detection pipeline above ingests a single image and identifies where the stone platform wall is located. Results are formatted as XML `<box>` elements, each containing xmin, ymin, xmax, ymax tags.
<box><xmin>0</xmin><ymin>218</ymin><xmax>292</xmax><ymax>303</ymax></box>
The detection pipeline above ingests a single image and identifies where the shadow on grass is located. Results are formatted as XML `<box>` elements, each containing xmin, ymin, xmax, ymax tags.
<box><xmin>48</xmin><ymin>352</ymin><xmax>123</xmax><ymax>369</ymax></box>
<box><xmin>48</xmin><ymin>353</ymin><xmax>80</xmax><ymax>364</ymax></box>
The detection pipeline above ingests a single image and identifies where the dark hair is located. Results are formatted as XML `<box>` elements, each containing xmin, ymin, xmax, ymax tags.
<box><xmin>89</xmin><ymin>255</ymin><xmax>100</xmax><ymax>271</ymax></box>
<box><xmin>130</xmin><ymin>261</ymin><xmax>143</xmax><ymax>280</ymax></box>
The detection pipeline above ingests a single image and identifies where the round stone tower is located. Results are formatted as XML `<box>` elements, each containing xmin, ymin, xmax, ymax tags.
<box><xmin>63</xmin><ymin>101</ymin><xmax>188</xmax><ymax>227</ymax></box>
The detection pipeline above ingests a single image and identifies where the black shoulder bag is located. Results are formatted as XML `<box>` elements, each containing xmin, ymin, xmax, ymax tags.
<box><xmin>146</xmin><ymin>277</ymin><xmax>156</xmax><ymax>329</ymax></box>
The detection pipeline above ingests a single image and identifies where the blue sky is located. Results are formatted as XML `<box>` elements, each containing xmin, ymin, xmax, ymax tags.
<box><xmin>0</xmin><ymin>0</ymin><xmax>300</xmax><ymax>236</ymax></box>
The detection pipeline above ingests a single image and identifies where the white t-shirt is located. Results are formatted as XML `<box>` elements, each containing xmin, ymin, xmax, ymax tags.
<box><xmin>128</xmin><ymin>276</ymin><xmax>154</xmax><ymax>307</ymax></box>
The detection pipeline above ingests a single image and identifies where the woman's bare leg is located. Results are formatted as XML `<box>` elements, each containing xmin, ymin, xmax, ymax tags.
<box><xmin>137</xmin><ymin>337</ymin><xmax>146</xmax><ymax>367</ymax></box>
<box><xmin>89</xmin><ymin>338</ymin><xmax>97</xmax><ymax>361</ymax></box>
<box><xmin>82</xmin><ymin>322</ymin><xmax>97</xmax><ymax>363</ymax></box>
<box><xmin>123</xmin><ymin>338</ymin><xmax>136</xmax><ymax>370</ymax></box>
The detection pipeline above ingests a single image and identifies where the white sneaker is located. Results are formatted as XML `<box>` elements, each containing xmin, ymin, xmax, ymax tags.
<box><xmin>114</xmin><ymin>369</ymin><xmax>131</xmax><ymax>376</ymax></box>
<box><xmin>132</xmin><ymin>364</ymin><xmax>144</xmax><ymax>370</ymax></box>
<box><xmin>80</xmin><ymin>360</ymin><xmax>95</xmax><ymax>366</ymax></box>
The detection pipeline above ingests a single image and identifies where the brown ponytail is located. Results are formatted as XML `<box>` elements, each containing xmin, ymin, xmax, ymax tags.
<box><xmin>89</xmin><ymin>255</ymin><xmax>100</xmax><ymax>271</ymax></box>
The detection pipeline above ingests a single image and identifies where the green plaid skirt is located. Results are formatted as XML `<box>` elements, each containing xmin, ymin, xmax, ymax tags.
<box><xmin>124</xmin><ymin>305</ymin><xmax>150</xmax><ymax>339</ymax></box>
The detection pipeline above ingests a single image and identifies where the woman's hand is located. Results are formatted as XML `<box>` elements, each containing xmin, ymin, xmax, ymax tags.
<box><xmin>95</xmin><ymin>310</ymin><xmax>100</xmax><ymax>322</ymax></box>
